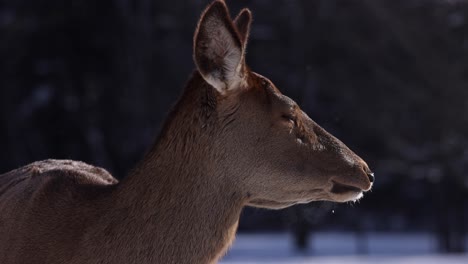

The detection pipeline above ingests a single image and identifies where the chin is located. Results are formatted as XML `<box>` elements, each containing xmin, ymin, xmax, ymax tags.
<box><xmin>330</xmin><ymin>191</ymin><xmax>364</xmax><ymax>203</ymax></box>
<box><xmin>247</xmin><ymin>199</ymin><xmax>298</xmax><ymax>209</ymax></box>
<box><xmin>247</xmin><ymin>188</ymin><xmax>366</xmax><ymax>209</ymax></box>
<box><xmin>247</xmin><ymin>192</ymin><xmax>329</xmax><ymax>210</ymax></box>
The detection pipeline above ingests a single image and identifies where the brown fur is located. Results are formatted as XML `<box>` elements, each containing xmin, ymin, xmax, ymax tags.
<box><xmin>0</xmin><ymin>1</ymin><xmax>373</xmax><ymax>263</ymax></box>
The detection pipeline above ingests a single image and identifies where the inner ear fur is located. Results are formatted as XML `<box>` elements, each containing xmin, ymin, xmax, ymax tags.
<box><xmin>193</xmin><ymin>0</ymin><xmax>245</xmax><ymax>93</ymax></box>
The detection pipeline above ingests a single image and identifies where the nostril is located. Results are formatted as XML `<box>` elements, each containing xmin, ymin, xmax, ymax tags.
<box><xmin>367</xmin><ymin>172</ymin><xmax>375</xmax><ymax>183</ymax></box>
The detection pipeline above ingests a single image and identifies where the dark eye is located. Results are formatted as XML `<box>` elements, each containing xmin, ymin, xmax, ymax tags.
<box><xmin>281</xmin><ymin>114</ymin><xmax>296</xmax><ymax>124</ymax></box>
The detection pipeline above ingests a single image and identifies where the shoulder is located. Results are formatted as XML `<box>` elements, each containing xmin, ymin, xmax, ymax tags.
<box><xmin>12</xmin><ymin>159</ymin><xmax>119</xmax><ymax>187</ymax></box>
<box><xmin>0</xmin><ymin>159</ymin><xmax>118</xmax><ymax>206</ymax></box>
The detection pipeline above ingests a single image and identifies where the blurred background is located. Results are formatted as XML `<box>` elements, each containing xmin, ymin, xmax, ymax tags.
<box><xmin>1</xmin><ymin>0</ymin><xmax>467</xmax><ymax>262</ymax></box>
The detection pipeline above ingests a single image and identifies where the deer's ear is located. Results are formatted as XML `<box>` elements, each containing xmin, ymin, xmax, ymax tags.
<box><xmin>233</xmin><ymin>8</ymin><xmax>252</xmax><ymax>50</ymax></box>
<box><xmin>194</xmin><ymin>0</ymin><xmax>245</xmax><ymax>94</ymax></box>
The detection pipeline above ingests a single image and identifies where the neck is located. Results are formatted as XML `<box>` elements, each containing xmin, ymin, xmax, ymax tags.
<box><xmin>96</xmin><ymin>73</ymin><xmax>246</xmax><ymax>263</ymax></box>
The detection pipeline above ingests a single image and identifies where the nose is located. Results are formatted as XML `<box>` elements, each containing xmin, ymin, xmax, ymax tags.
<box><xmin>367</xmin><ymin>172</ymin><xmax>375</xmax><ymax>183</ymax></box>
<box><xmin>358</xmin><ymin>161</ymin><xmax>374</xmax><ymax>183</ymax></box>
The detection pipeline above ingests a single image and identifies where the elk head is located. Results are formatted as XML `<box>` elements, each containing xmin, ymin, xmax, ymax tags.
<box><xmin>193</xmin><ymin>1</ymin><xmax>373</xmax><ymax>209</ymax></box>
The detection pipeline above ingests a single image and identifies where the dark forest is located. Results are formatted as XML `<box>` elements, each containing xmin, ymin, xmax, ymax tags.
<box><xmin>1</xmin><ymin>0</ymin><xmax>467</xmax><ymax>254</ymax></box>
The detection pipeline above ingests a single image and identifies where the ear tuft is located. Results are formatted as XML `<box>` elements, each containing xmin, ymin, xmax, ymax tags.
<box><xmin>194</xmin><ymin>0</ymin><xmax>245</xmax><ymax>94</ymax></box>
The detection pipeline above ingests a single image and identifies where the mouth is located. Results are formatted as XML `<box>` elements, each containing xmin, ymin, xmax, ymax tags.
<box><xmin>247</xmin><ymin>180</ymin><xmax>371</xmax><ymax>208</ymax></box>
<box><xmin>328</xmin><ymin>180</ymin><xmax>370</xmax><ymax>202</ymax></box>
<box><xmin>330</xmin><ymin>181</ymin><xmax>364</xmax><ymax>194</ymax></box>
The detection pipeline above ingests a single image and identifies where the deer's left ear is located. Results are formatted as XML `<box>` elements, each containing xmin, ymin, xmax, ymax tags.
<box><xmin>234</xmin><ymin>8</ymin><xmax>252</xmax><ymax>52</ymax></box>
<box><xmin>194</xmin><ymin>0</ymin><xmax>246</xmax><ymax>94</ymax></box>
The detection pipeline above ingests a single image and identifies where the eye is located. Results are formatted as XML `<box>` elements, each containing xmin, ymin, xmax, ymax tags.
<box><xmin>281</xmin><ymin>114</ymin><xmax>296</xmax><ymax>124</ymax></box>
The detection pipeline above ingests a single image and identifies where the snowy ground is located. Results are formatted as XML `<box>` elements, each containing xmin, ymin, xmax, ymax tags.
<box><xmin>220</xmin><ymin>233</ymin><xmax>468</xmax><ymax>264</ymax></box>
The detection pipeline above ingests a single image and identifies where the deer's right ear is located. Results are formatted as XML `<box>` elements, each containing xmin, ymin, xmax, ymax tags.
<box><xmin>194</xmin><ymin>0</ymin><xmax>245</xmax><ymax>94</ymax></box>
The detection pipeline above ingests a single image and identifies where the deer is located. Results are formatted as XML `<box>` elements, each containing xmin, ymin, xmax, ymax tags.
<box><xmin>0</xmin><ymin>1</ymin><xmax>374</xmax><ymax>264</ymax></box>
